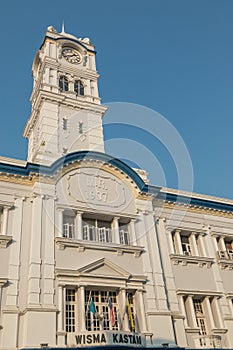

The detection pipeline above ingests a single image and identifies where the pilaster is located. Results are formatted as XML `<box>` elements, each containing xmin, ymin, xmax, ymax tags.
<box><xmin>27</xmin><ymin>195</ymin><xmax>43</xmax><ymax>305</ymax></box>
<box><xmin>5</xmin><ymin>197</ymin><xmax>24</xmax><ymax>308</ymax></box>
<box><xmin>43</xmin><ymin>196</ymin><xmax>55</xmax><ymax>306</ymax></box>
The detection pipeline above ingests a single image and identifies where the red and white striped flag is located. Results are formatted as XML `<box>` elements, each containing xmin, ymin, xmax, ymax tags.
<box><xmin>108</xmin><ymin>297</ymin><xmax>116</xmax><ymax>326</ymax></box>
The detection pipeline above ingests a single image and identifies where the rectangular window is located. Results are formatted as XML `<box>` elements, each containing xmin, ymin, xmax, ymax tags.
<box><xmin>181</xmin><ymin>236</ymin><xmax>192</xmax><ymax>256</ymax></box>
<box><xmin>62</xmin><ymin>118</ymin><xmax>68</xmax><ymax>131</ymax></box>
<box><xmin>127</xmin><ymin>292</ymin><xmax>136</xmax><ymax>331</ymax></box>
<box><xmin>63</xmin><ymin>214</ymin><xmax>75</xmax><ymax>239</ymax></box>
<box><xmin>85</xmin><ymin>290</ymin><xmax>119</xmax><ymax>331</ymax></box>
<box><xmin>66</xmin><ymin>289</ymin><xmax>76</xmax><ymax>333</ymax></box>
<box><xmin>119</xmin><ymin>223</ymin><xmax>130</xmax><ymax>245</ymax></box>
<box><xmin>217</xmin><ymin>237</ymin><xmax>233</xmax><ymax>260</ymax></box>
<box><xmin>172</xmin><ymin>230</ymin><xmax>202</xmax><ymax>256</ymax></box>
<box><xmin>119</xmin><ymin>229</ymin><xmax>130</xmax><ymax>245</ymax></box>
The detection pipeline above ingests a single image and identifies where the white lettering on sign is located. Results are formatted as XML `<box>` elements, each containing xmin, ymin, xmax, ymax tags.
<box><xmin>75</xmin><ymin>331</ymin><xmax>144</xmax><ymax>347</ymax></box>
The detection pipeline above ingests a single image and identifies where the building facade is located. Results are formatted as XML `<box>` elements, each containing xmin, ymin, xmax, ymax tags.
<box><xmin>0</xmin><ymin>25</ymin><xmax>233</xmax><ymax>349</ymax></box>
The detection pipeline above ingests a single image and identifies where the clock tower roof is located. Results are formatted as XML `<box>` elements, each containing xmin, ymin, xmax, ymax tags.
<box><xmin>42</xmin><ymin>25</ymin><xmax>95</xmax><ymax>53</ymax></box>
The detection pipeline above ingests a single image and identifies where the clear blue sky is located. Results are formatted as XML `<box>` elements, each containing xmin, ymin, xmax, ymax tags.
<box><xmin>0</xmin><ymin>0</ymin><xmax>233</xmax><ymax>199</ymax></box>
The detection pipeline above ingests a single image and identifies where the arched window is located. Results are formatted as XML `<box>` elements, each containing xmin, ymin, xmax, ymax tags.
<box><xmin>59</xmin><ymin>76</ymin><xmax>68</xmax><ymax>91</ymax></box>
<box><xmin>74</xmin><ymin>80</ymin><xmax>84</xmax><ymax>96</ymax></box>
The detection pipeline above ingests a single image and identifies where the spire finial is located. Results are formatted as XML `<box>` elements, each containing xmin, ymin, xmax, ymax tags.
<box><xmin>61</xmin><ymin>20</ymin><xmax>65</xmax><ymax>34</ymax></box>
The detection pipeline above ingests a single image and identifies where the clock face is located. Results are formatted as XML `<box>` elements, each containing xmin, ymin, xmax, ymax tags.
<box><xmin>62</xmin><ymin>48</ymin><xmax>82</xmax><ymax>64</ymax></box>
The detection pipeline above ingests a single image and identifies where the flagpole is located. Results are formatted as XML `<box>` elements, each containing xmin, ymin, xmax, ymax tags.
<box><xmin>86</xmin><ymin>290</ymin><xmax>92</xmax><ymax>317</ymax></box>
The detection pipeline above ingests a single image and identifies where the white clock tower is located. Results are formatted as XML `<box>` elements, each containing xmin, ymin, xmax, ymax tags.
<box><xmin>24</xmin><ymin>25</ymin><xmax>107</xmax><ymax>165</ymax></box>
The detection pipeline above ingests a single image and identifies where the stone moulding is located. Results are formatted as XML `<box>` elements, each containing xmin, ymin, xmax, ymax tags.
<box><xmin>170</xmin><ymin>253</ymin><xmax>214</xmax><ymax>268</ymax></box>
<box><xmin>0</xmin><ymin>235</ymin><xmax>12</xmax><ymax>248</ymax></box>
<box><xmin>55</xmin><ymin>237</ymin><xmax>144</xmax><ymax>258</ymax></box>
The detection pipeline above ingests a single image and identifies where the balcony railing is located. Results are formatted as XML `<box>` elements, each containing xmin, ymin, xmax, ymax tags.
<box><xmin>62</xmin><ymin>223</ymin><xmax>130</xmax><ymax>245</ymax></box>
<box><xmin>217</xmin><ymin>250</ymin><xmax>233</xmax><ymax>260</ymax></box>
<box><xmin>194</xmin><ymin>334</ymin><xmax>222</xmax><ymax>348</ymax></box>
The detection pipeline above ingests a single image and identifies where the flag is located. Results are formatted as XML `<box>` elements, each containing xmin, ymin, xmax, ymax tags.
<box><xmin>89</xmin><ymin>298</ymin><xmax>97</xmax><ymax>314</ymax></box>
<box><xmin>126</xmin><ymin>296</ymin><xmax>135</xmax><ymax>331</ymax></box>
<box><xmin>108</xmin><ymin>297</ymin><xmax>116</xmax><ymax>326</ymax></box>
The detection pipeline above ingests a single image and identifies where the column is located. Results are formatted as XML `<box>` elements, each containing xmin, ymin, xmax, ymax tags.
<box><xmin>186</xmin><ymin>296</ymin><xmax>198</xmax><ymax>328</ymax></box>
<box><xmin>78</xmin><ymin>286</ymin><xmax>86</xmax><ymax>331</ymax></box>
<box><xmin>203</xmin><ymin>297</ymin><xmax>215</xmax><ymax>330</ymax></box>
<box><xmin>228</xmin><ymin>298</ymin><xmax>233</xmax><ymax>317</ymax></box>
<box><xmin>130</xmin><ymin>219</ymin><xmax>137</xmax><ymax>245</ymax></box>
<box><xmin>166</xmin><ymin>229</ymin><xmax>175</xmax><ymax>254</ymax></box>
<box><xmin>136</xmin><ymin>290</ymin><xmax>147</xmax><ymax>332</ymax></box>
<box><xmin>112</xmin><ymin>217</ymin><xmax>120</xmax><ymax>244</ymax></box>
<box><xmin>177</xmin><ymin>295</ymin><xmax>187</xmax><ymax>328</ymax></box>
<box><xmin>119</xmin><ymin>288</ymin><xmax>129</xmax><ymax>331</ymax></box>
<box><xmin>219</xmin><ymin>237</ymin><xmax>226</xmax><ymax>251</ymax></box>
<box><xmin>58</xmin><ymin>286</ymin><xmax>64</xmax><ymax>332</ymax></box>
<box><xmin>76</xmin><ymin>212</ymin><xmax>83</xmax><ymax>240</ymax></box>
<box><xmin>198</xmin><ymin>234</ymin><xmax>207</xmax><ymax>257</ymax></box>
<box><xmin>69</xmin><ymin>79</ymin><xmax>74</xmax><ymax>92</ymax></box>
<box><xmin>1</xmin><ymin>207</ymin><xmax>9</xmax><ymax>236</ymax></box>
<box><xmin>190</xmin><ymin>233</ymin><xmax>199</xmax><ymax>256</ymax></box>
<box><xmin>212</xmin><ymin>235</ymin><xmax>219</xmax><ymax>252</ymax></box>
<box><xmin>211</xmin><ymin>297</ymin><xmax>224</xmax><ymax>329</ymax></box>
<box><xmin>174</xmin><ymin>230</ymin><xmax>183</xmax><ymax>254</ymax></box>
<box><xmin>57</xmin><ymin>285</ymin><xmax>66</xmax><ymax>346</ymax></box>
<box><xmin>57</xmin><ymin>209</ymin><xmax>64</xmax><ymax>237</ymax></box>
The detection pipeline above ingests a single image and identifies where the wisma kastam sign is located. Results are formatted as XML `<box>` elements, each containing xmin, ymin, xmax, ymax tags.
<box><xmin>75</xmin><ymin>331</ymin><xmax>146</xmax><ymax>347</ymax></box>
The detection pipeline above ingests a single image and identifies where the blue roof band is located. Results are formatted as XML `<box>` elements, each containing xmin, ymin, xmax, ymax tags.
<box><xmin>0</xmin><ymin>150</ymin><xmax>232</xmax><ymax>213</ymax></box>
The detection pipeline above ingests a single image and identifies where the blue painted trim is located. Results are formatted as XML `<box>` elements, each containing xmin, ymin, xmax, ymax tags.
<box><xmin>0</xmin><ymin>151</ymin><xmax>158</xmax><ymax>195</ymax></box>
<box><xmin>40</xmin><ymin>35</ymin><xmax>96</xmax><ymax>54</ymax></box>
<box><xmin>157</xmin><ymin>192</ymin><xmax>233</xmax><ymax>213</ymax></box>
<box><xmin>1</xmin><ymin>150</ymin><xmax>233</xmax><ymax>213</ymax></box>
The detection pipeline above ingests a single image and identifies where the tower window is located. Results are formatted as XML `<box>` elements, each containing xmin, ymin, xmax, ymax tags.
<box><xmin>59</xmin><ymin>76</ymin><xmax>68</xmax><ymax>91</ymax></box>
<box><xmin>74</xmin><ymin>80</ymin><xmax>84</xmax><ymax>96</ymax></box>
<box><xmin>79</xmin><ymin>121</ymin><xmax>83</xmax><ymax>134</ymax></box>
<box><xmin>63</xmin><ymin>118</ymin><xmax>68</xmax><ymax>130</ymax></box>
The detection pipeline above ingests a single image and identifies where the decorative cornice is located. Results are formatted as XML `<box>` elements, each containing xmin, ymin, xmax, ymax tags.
<box><xmin>20</xmin><ymin>305</ymin><xmax>57</xmax><ymax>315</ymax></box>
<box><xmin>0</xmin><ymin>278</ymin><xmax>8</xmax><ymax>287</ymax></box>
<box><xmin>216</xmin><ymin>258</ymin><xmax>233</xmax><ymax>270</ymax></box>
<box><xmin>157</xmin><ymin>191</ymin><xmax>233</xmax><ymax>214</ymax></box>
<box><xmin>170</xmin><ymin>254</ymin><xmax>214</xmax><ymax>268</ymax></box>
<box><xmin>55</xmin><ymin>237</ymin><xmax>144</xmax><ymax>257</ymax></box>
<box><xmin>24</xmin><ymin>90</ymin><xmax>107</xmax><ymax>137</ymax></box>
<box><xmin>176</xmin><ymin>289</ymin><xmax>223</xmax><ymax>297</ymax></box>
<box><xmin>146</xmin><ymin>311</ymin><xmax>171</xmax><ymax>316</ymax></box>
<box><xmin>0</xmin><ymin>235</ymin><xmax>12</xmax><ymax>248</ymax></box>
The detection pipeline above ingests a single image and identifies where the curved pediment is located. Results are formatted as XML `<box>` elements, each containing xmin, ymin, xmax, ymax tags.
<box><xmin>56</xmin><ymin>154</ymin><xmax>139</xmax><ymax>215</ymax></box>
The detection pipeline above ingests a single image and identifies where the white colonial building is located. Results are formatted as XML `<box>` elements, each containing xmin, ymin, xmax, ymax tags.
<box><xmin>0</xmin><ymin>25</ymin><xmax>233</xmax><ymax>350</ymax></box>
